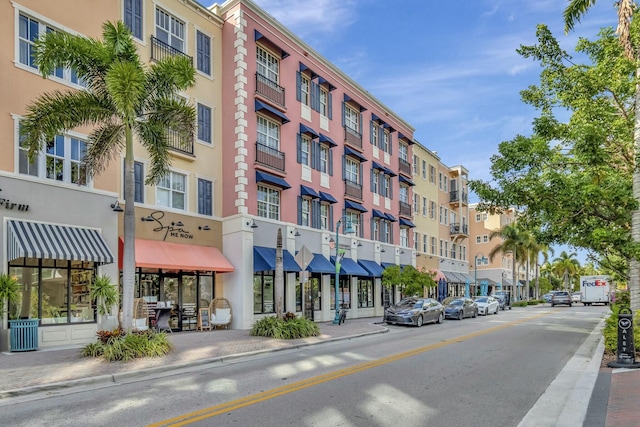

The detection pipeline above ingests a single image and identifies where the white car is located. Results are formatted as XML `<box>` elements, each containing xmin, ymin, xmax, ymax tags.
<box><xmin>571</xmin><ymin>292</ymin><xmax>582</xmax><ymax>303</ymax></box>
<box><xmin>475</xmin><ymin>296</ymin><xmax>499</xmax><ymax>316</ymax></box>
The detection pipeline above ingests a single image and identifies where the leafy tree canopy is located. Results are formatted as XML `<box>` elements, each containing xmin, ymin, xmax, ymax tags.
<box><xmin>382</xmin><ymin>265</ymin><xmax>435</xmax><ymax>297</ymax></box>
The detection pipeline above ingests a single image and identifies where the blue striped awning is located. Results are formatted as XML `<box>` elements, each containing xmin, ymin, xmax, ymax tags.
<box><xmin>253</xmin><ymin>246</ymin><xmax>301</xmax><ymax>272</ymax></box>
<box><xmin>7</xmin><ymin>220</ymin><xmax>114</xmax><ymax>264</ymax></box>
<box><xmin>255</xmin><ymin>100</ymin><xmax>290</xmax><ymax>123</ymax></box>
<box><xmin>319</xmin><ymin>191</ymin><xmax>338</xmax><ymax>203</ymax></box>
<box><xmin>330</xmin><ymin>256</ymin><xmax>369</xmax><ymax>276</ymax></box>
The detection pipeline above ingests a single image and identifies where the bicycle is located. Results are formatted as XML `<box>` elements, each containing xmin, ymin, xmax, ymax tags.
<box><xmin>338</xmin><ymin>307</ymin><xmax>347</xmax><ymax>325</ymax></box>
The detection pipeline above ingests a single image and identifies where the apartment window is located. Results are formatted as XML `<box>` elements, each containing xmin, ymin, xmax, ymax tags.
<box><xmin>476</xmin><ymin>236</ymin><xmax>482</xmax><ymax>244</ymax></box>
<box><xmin>399</xmin><ymin>142</ymin><xmax>408</xmax><ymax>161</ymax></box>
<box><xmin>372</xmin><ymin>170</ymin><xmax>379</xmax><ymax>194</ymax></box>
<box><xmin>444</xmin><ymin>208</ymin><xmax>448</xmax><ymax>225</ymax></box>
<box><xmin>413</xmin><ymin>154</ymin><xmax>419</xmax><ymax>174</ymax></box>
<box><xmin>300</xmin><ymin>198</ymin><xmax>311</xmax><ymax>227</ymax></box>
<box><xmin>156</xmin><ymin>8</ymin><xmax>184</xmax><ymax>52</ymax></box>
<box><xmin>299</xmin><ymin>74</ymin><xmax>310</xmax><ymax>106</ymax></box>
<box><xmin>372</xmin><ymin>219</ymin><xmax>380</xmax><ymax>241</ymax></box>
<box><xmin>414</xmin><ymin>232</ymin><xmax>419</xmax><ymax>250</ymax></box>
<box><xmin>462</xmin><ymin>245</ymin><xmax>467</xmax><ymax>261</ymax></box>
<box><xmin>444</xmin><ymin>241</ymin><xmax>449</xmax><ymax>258</ymax></box>
<box><xmin>258</xmin><ymin>185</ymin><xmax>280</xmax><ymax>220</ymax></box>
<box><xmin>439</xmin><ymin>206</ymin><xmax>444</xmax><ymax>223</ymax></box>
<box><xmin>422</xmin><ymin>197</ymin><xmax>428</xmax><ymax>216</ymax></box>
<box><xmin>197</xmin><ymin>103</ymin><xmax>211</xmax><ymax>143</ymax></box>
<box><xmin>451</xmin><ymin>243</ymin><xmax>457</xmax><ymax>260</ymax></box>
<box><xmin>383</xmin><ymin>175</ymin><xmax>391</xmax><ymax>198</ymax></box>
<box><xmin>300</xmin><ymin>135</ymin><xmax>310</xmax><ymax>166</ymax></box>
<box><xmin>383</xmin><ymin>220</ymin><xmax>391</xmax><ymax>243</ymax></box>
<box><xmin>257</xmin><ymin>45</ymin><xmax>279</xmax><ymax>83</ymax></box>
<box><xmin>430</xmin><ymin>201</ymin><xmax>436</xmax><ymax>219</ymax></box>
<box><xmin>483</xmin><ymin>235</ymin><xmax>489</xmax><ymax>243</ymax></box>
<box><xmin>429</xmin><ymin>165</ymin><xmax>436</xmax><ymax>183</ymax></box>
<box><xmin>320</xmin><ymin>203</ymin><xmax>329</xmax><ymax>230</ymax></box>
<box><xmin>133</xmin><ymin>161</ymin><xmax>144</xmax><ymax>203</ymax></box>
<box><xmin>439</xmin><ymin>239</ymin><xmax>444</xmax><ymax>257</ymax></box>
<box><xmin>257</xmin><ymin>116</ymin><xmax>280</xmax><ymax>149</ymax></box>
<box><xmin>371</xmin><ymin>122</ymin><xmax>379</xmax><ymax>147</ymax></box>
<box><xmin>346</xmin><ymin>210</ymin><xmax>360</xmax><ymax>236</ymax></box>
<box><xmin>319</xmin><ymin>145</ymin><xmax>329</xmax><ymax>173</ymax></box>
<box><xmin>439</xmin><ymin>172</ymin><xmax>443</xmax><ymax>190</ymax></box>
<box><xmin>345</xmin><ymin>157</ymin><xmax>359</xmax><ymax>183</ymax></box>
<box><xmin>18</xmin><ymin>124</ymin><xmax>37</xmax><ymax>177</ymax></box>
<box><xmin>196</xmin><ymin>31</ymin><xmax>211</xmax><ymax>75</ymax></box>
<box><xmin>475</xmin><ymin>212</ymin><xmax>488</xmax><ymax>222</ymax></box>
<box><xmin>157</xmin><ymin>171</ymin><xmax>186</xmax><ymax>209</ymax></box>
<box><xmin>431</xmin><ymin>237</ymin><xmax>437</xmax><ymax>255</ymax></box>
<box><xmin>423</xmin><ymin>234</ymin><xmax>428</xmax><ymax>253</ymax></box>
<box><xmin>421</xmin><ymin>160</ymin><xmax>427</xmax><ymax>179</ymax></box>
<box><xmin>344</xmin><ymin>104</ymin><xmax>359</xmax><ymax>132</ymax></box>
<box><xmin>382</xmin><ymin>130</ymin><xmax>390</xmax><ymax>153</ymax></box>
<box><xmin>413</xmin><ymin>193</ymin><xmax>419</xmax><ymax>213</ymax></box>
<box><xmin>124</xmin><ymin>0</ymin><xmax>143</xmax><ymax>40</ymax></box>
<box><xmin>443</xmin><ymin>176</ymin><xmax>448</xmax><ymax>192</ymax></box>
<box><xmin>399</xmin><ymin>185</ymin><xmax>408</xmax><ymax>203</ymax></box>
<box><xmin>400</xmin><ymin>228</ymin><xmax>408</xmax><ymax>247</ymax></box>
<box><xmin>198</xmin><ymin>178</ymin><xmax>212</xmax><ymax>216</ymax></box>
<box><xmin>320</xmin><ymin>88</ymin><xmax>329</xmax><ymax>117</ymax></box>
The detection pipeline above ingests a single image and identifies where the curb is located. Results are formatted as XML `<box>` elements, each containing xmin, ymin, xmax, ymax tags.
<box><xmin>0</xmin><ymin>326</ymin><xmax>388</xmax><ymax>400</ymax></box>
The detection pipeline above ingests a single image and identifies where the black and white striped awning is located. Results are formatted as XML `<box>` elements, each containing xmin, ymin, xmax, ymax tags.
<box><xmin>7</xmin><ymin>220</ymin><xmax>114</xmax><ymax>264</ymax></box>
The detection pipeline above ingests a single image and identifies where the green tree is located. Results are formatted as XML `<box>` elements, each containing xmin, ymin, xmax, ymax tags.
<box><xmin>552</xmin><ymin>251</ymin><xmax>581</xmax><ymax>292</ymax></box>
<box><xmin>488</xmin><ymin>223</ymin><xmax>529</xmax><ymax>300</ymax></box>
<box><xmin>382</xmin><ymin>265</ymin><xmax>434</xmax><ymax>298</ymax></box>
<box><xmin>564</xmin><ymin>0</ymin><xmax>639</xmax><ymax>311</ymax></box>
<box><xmin>20</xmin><ymin>21</ymin><xmax>196</xmax><ymax>330</ymax></box>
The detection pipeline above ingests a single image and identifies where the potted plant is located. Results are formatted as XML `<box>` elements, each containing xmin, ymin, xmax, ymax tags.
<box><xmin>0</xmin><ymin>273</ymin><xmax>20</xmax><ymax>351</ymax></box>
<box><xmin>90</xmin><ymin>275</ymin><xmax>119</xmax><ymax>330</ymax></box>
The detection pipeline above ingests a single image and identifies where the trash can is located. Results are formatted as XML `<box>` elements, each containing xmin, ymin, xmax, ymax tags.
<box><xmin>9</xmin><ymin>319</ymin><xmax>39</xmax><ymax>352</ymax></box>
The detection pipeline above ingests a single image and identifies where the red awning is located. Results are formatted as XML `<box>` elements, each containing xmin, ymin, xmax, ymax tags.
<box><xmin>119</xmin><ymin>238</ymin><xmax>234</xmax><ymax>272</ymax></box>
<box><xmin>429</xmin><ymin>269</ymin><xmax>447</xmax><ymax>282</ymax></box>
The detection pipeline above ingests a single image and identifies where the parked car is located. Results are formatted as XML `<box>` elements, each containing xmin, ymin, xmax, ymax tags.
<box><xmin>571</xmin><ymin>292</ymin><xmax>582</xmax><ymax>303</ymax></box>
<box><xmin>444</xmin><ymin>298</ymin><xmax>478</xmax><ymax>320</ymax></box>
<box><xmin>384</xmin><ymin>297</ymin><xmax>445</xmax><ymax>327</ymax></box>
<box><xmin>475</xmin><ymin>296</ymin><xmax>499</xmax><ymax>316</ymax></box>
<box><xmin>551</xmin><ymin>291</ymin><xmax>572</xmax><ymax>307</ymax></box>
<box><xmin>492</xmin><ymin>290</ymin><xmax>512</xmax><ymax>310</ymax></box>
<box><xmin>543</xmin><ymin>291</ymin><xmax>561</xmax><ymax>303</ymax></box>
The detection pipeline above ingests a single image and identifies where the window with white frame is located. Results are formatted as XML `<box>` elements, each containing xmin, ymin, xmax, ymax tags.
<box><xmin>372</xmin><ymin>170</ymin><xmax>379</xmax><ymax>194</ymax></box>
<box><xmin>371</xmin><ymin>122</ymin><xmax>379</xmax><ymax>147</ymax></box>
<box><xmin>414</xmin><ymin>231</ymin><xmax>419</xmax><ymax>250</ymax></box>
<box><xmin>157</xmin><ymin>171</ymin><xmax>186</xmax><ymax>209</ymax></box>
<box><xmin>345</xmin><ymin>157</ymin><xmax>359</xmax><ymax>183</ymax></box>
<box><xmin>257</xmin><ymin>116</ymin><xmax>280</xmax><ymax>149</ymax></box>
<box><xmin>372</xmin><ymin>219</ymin><xmax>380</xmax><ymax>241</ymax></box>
<box><xmin>439</xmin><ymin>172</ymin><xmax>443</xmax><ymax>190</ymax></box>
<box><xmin>444</xmin><ymin>241</ymin><xmax>449</xmax><ymax>258</ymax></box>
<box><xmin>422</xmin><ymin>160</ymin><xmax>427</xmax><ymax>179</ymax></box>
<box><xmin>423</xmin><ymin>234</ymin><xmax>428</xmax><ymax>253</ymax></box>
<box><xmin>451</xmin><ymin>243</ymin><xmax>457</xmax><ymax>260</ymax></box>
<box><xmin>422</xmin><ymin>197</ymin><xmax>428</xmax><ymax>216</ymax></box>
<box><xmin>319</xmin><ymin>87</ymin><xmax>329</xmax><ymax>117</ymax></box>
<box><xmin>383</xmin><ymin>220</ymin><xmax>391</xmax><ymax>243</ymax></box>
<box><xmin>443</xmin><ymin>176</ymin><xmax>448</xmax><ymax>192</ymax></box>
<box><xmin>400</xmin><ymin>227</ymin><xmax>408</xmax><ymax>247</ymax></box>
<box><xmin>462</xmin><ymin>245</ymin><xmax>467</xmax><ymax>261</ymax></box>
<box><xmin>399</xmin><ymin>142</ymin><xmax>408</xmax><ymax>161</ymax></box>
<box><xmin>257</xmin><ymin>185</ymin><xmax>280</xmax><ymax>220</ymax></box>
<box><xmin>156</xmin><ymin>8</ymin><xmax>184</xmax><ymax>52</ymax></box>
<box><xmin>257</xmin><ymin>45</ymin><xmax>279</xmax><ymax>83</ymax></box>
<box><xmin>413</xmin><ymin>154</ymin><xmax>419</xmax><ymax>174</ymax></box>
<box><xmin>345</xmin><ymin>210</ymin><xmax>360</xmax><ymax>235</ymax></box>
<box><xmin>439</xmin><ymin>239</ymin><xmax>444</xmax><ymax>257</ymax></box>
<box><xmin>197</xmin><ymin>103</ymin><xmax>211</xmax><ymax>143</ymax></box>
<box><xmin>124</xmin><ymin>0</ymin><xmax>143</xmax><ymax>40</ymax></box>
<box><xmin>300</xmin><ymin>198</ymin><xmax>310</xmax><ymax>227</ymax></box>
<box><xmin>383</xmin><ymin>175</ymin><xmax>391</xmax><ymax>198</ymax></box>
<box><xmin>431</xmin><ymin>237</ymin><xmax>437</xmax><ymax>254</ymax></box>
<box><xmin>439</xmin><ymin>206</ymin><xmax>444</xmax><ymax>223</ymax></box>
<box><xmin>475</xmin><ymin>212</ymin><xmax>488</xmax><ymax>222</ymax></box>
<box><xmin>320</xmin><ymin>203</ymin><xmax>329</xmax><ymax>230</ymax></box>
<box><xmin>429</xmin><ymin>165</ymin><xmax>436</xmax><ymax>183</ymax></box>
<box><xmin>300</xmin><ymin>74</ymin><xmax>310</xmax><ymax>106</ymax></box>
<box><xmin>413</xmin><ymin>193</ymin><xmax>419</xmax><ymax>213</ymax></box>
<box><xmin>319</xmin><ymin>145</ymin><xmax>329</xmax><ymax>173</ymax></box>
<box><xmin>483</xmin><ymin>235</ymin><xmax>489</xmax><ymax>243</ymax></box>
<box><xmin>197</xmin><ymin>178</ymin><xmax>212</xmax><ymax>216</ymax></box>
<box><xmin>476</xmin><ymin>236</ymin><xmax>482</xmax><ymax>244</ymax></box>
<box><xmin>399</xmin><ymin>185</ymin><xmax>408</xmax><ymax>203</ymax></box>
<box><xmin>430</xmin><ymin>201</ymin><xmax>436</xmax><ymax>219</ymax></box>
<box><xmin>300</xmin><ymin>135</ymin><xmax>310</xmax><ymax>166</ymax></box>
<box><xmin>382</xmin><ymin>130</ymin><xmax>390</xmax><ymax>153</ymax></box>
<box><xmin>344</xmin><ymin>104</ymin><xmax>359</xmax><ymax>132</ymax></box>
<box><xmin>196</xmin><ymin>30</ymin><xmax>211</xmax><ymax>76</ymax></box>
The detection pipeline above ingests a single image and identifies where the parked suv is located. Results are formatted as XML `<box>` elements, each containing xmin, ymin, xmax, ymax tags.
<box><xmin>551</xmin><ymin>291</ymin><xmax>572</xmax><ymax>307</ymax></box>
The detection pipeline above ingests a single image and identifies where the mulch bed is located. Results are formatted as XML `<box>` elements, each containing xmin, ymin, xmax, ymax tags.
<box><xmin>601</xmin><ymin>350</ymin><xmax>640</xmax><ymax>368</ymax></box>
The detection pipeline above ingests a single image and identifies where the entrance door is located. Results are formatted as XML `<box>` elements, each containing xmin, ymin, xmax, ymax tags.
<box><xmin>181</xmin><ymin>275</ymin><xmax>197</xmax><ymax>331</ymax></box>
<box><xmin>303</xmin><ymin>276</ymin><xmax>319</xmax><ymax>321</ymax></box>
<box><xmin>161</xmin><ymin>276</ymin><xmax>179</xmax><ymax>331</ymax></box>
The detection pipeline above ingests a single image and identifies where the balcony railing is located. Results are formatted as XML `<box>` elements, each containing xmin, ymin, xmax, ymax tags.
<box><xmin>449</xmin><ymin>190</ymin><xmax>468</xmax><ymax>204</ymax></box>
<box><xmin>166</xmin><ymin>129</ymin><xmax>194</xmax><ymax>155</ymax></box>
<box><xmin>256</xmin><ymin>73</ymin><xmax>285</xmax><ymax>107</ymax></box>
<box><xmin>399</xmin><ymin>201</ymin><xmax>412</xmax><ymax>217</ymax></box>
<box><xmin>150</xmin><ymin>36</ymin><xmax>192</xmax><ymax>63</ymax></box>
<box><xmin>398</xmin><ymin>158</ymin><xmax>412</xmax><ymax>176</ymax></box>
<box><xmin>344</xmin><ymin>179</ymin><xmax>362</xmax><ymax>200</ymax></box>
<box><xmin>256</xmin><ymin>142</ymin><xmax>285</xmax><ymax>172</ymax></box>
<box><xmin>344</xmin><ymin>126</ymin><xmax>362</xmax><ymax>150</ymax></box>
<box><xmin>450</xmin><ymin>223</ymin><xmax>468</xmax><ymax>235</ymax></box>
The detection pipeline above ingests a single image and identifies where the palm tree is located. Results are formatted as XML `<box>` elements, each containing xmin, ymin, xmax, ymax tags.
<box><xmin>552</xmin><ymin>251</ymin><xmax>581</xmax><ymax>292</ymax></box>
<box><xmin>488</xmin><ymin>223</ymin><xmax>528</xmax><ymax>301</ymax></box>
<box><xmin>564</xmin><ymin>0</ymin><xmax>639</xmax><ymax>311</ymax></box>
<box><xmin>533</xmin><ymin>244</ymin><xmax>554</xmax><ymax>300</ymax></box>
<box><xmin>20</xmin><ymin>21</ymin><xmax>196</xmax><ymax>330</ymax></box>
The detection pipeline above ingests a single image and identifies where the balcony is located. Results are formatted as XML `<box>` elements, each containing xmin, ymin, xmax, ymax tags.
<box><xmin>344</xmin><ymin>179</ymin><xmax>363</xmax><ymax>200</ymax></box>
<box><xmin>150</xmin><ymin>36</ymin><xmax>192</xmax><ymax>64</ymax></box>
<box><xmin>398</xmin><ymin>158</ymin><xmax>412</xmax><ymax>176</ymax></box>
<box><xmin>256</xmin><ymin>142</ymin><xmax>286</xmax><ymax>173</ymax></box>
<box><xmin>399</xmin><ymin>201</ymin><xmax>412</xmax><ymax>217</ymax></box>
<box><xmin>166</xmin><ymin>129</ymin><xmax>194</xmax><ymax>155</ymax></box>
<box><xmin>450</xmin><ymin>223</ymin><xmax>468</xmax><ymax>236</ymax></box>
<box><xmin>256</xmin><ymin>73</ymin><xmax>285</xmax><ymax>107</ymax></box>
<box><xmin>449</xmin><ymin>190</ymin><xmax>468</xmax><ymax>205</ymax></box>
<box><xmin>344</xmin><ymin>126</ymin><xmax>362</xmax><ymax>150</ymax></box>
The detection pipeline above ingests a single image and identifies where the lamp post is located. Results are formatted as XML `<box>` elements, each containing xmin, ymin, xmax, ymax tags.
<box><xmin>333</xmin><ymin>217</ymin><xmax>354</xmax><ymax>324</ymax></box>
<box><xmin>474</xmin><ymin>253</ymin><xmax>486</xmax><ymax>298</ymax></box>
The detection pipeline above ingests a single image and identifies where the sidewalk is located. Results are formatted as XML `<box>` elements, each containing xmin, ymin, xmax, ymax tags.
<box><xmin>1</xmin><ymin>316</ymin><xmax>638</xmax><ymax>427</ymax></box>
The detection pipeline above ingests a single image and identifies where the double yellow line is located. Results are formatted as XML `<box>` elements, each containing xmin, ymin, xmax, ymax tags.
<box><xmin>149</xmin><ymin>311</ymin><xmax>549</xmax><ymax>427</ymax></box>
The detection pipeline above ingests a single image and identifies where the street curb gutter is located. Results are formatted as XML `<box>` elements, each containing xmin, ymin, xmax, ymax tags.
<box><xmin>518</xmin><ymin>318</ymin><xmax>605</xmax><ymax>427</ymax></box>
<box><xmin>0</xmin><ymin>326</ymin><xmax>388</xmax><ymax>400</ymax></box>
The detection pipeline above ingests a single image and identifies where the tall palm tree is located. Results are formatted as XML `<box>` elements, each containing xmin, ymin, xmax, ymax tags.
<box><xmin>533</xmin><ymin>244</ymin><xmax>554</xmax><ymax>299</ymax></box>
<box><xmin>552</xmin><ymin>251</ymin><xmax>581</xmax><ymax>292</ymax></box>
<box><xmin>488</xmin><ymin>223</ymin><xmax>528</xmax><ymax>300</ymax></box>
<box><xmin>564</xmin><ymin>0</ymin><xmax>639</xmax><ymax>311</ymax></box>
<box><xmin>20</xmin><ymin>21</ymin><xmax>196</xmax><ymax>330</ymax></box>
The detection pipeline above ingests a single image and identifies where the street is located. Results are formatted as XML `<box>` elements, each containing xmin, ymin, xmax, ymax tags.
<box><xmin>0</xmin><ymin>305</ymin><xmax>608</xmax><ymax>427</ymax></box>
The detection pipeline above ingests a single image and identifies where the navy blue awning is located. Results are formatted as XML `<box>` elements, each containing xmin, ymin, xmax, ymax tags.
<box><xmin>299</xmin><ymin>123</ymin><xmax>319</xmax><ymax>138</ymax></box>
<box><xmin>331</xmin><ymin>256</ymin><xmax>369</xmax><ymax>276</ymax></box>
<box><xmin>399</xmin><ymin>174</ymin><xmax>415</xmax><ymax>186</ymax></box>
<box><xmin>254</xmin><ymin>246</ymin><xmax>301</xmax><ymax>272</ymax></box>
<box><xmin>319</xmin><ymin>133</ymin><xmax>337</xmax><ymax>147</ymax></box>
<box><xmin>255</xmin><ymin>30</ymin><xmax>289</xmax><ymax>58</ymax></box>
<box><xmin>358</xmin><ymin>259</ymin><xmax>384</xmax><ymax>277</ymax></box>
<box><xmin>399</xmin><ymin>218</ymin><xmax>416</xmax><ymax>228</ymax></box>
<box><xmin>384</xmin><ymin>167</ymin><xmax>397</xmax><ymax>177</ymax></box>
<box><xmin>344</xmin><ymin>146</ymin><xmax>367</xmax><ymax>162</ymax></box>
<box><xmin>256</xmin><ymin>171</ymin><xmax>291</xmax><ymax>189</ymax></box>
<box><xmin>306</xmin><ymin>253</ymin><xmax>336</xmax><ymax>274</ymax></box>
<box><xmin>317</xmin><ymin>76</ymin><xmax>336</xmax><ymax>91</ymax></box>
<box><xmin>344</xmin><ymin>94</ymin><xmax>367</xmax><ymax>111</ymax></box>
<box><xmin>255</xmin><ymin>100</ymin><xmax>290</xmax><ymax>124</ymax></box>
<box><xmin>371</xmin><ymin>161</ymin><xmax>386</xmax><ymax>171</ymax></box>
<box><xmin>345</xmin><ymin>200</ymin><xmax>368</xmax><ymax>213</ymax></box>
<box><xmin>372</xmin><ymin>209</ymin><xmax>386</xmax><ymax>218</ymax></box>
<box><xmin>385</xmin><ymin>213</ymin><xmax>397</xmax><ymax>222</ymax></box>
<box><xmin>381</xmin><ymin>262</ymin><xmax>397</xmax><ymax>269</ymax></box>
<box><xmin>319</xmin><ymin>191</ymin><xmax>338</xmax><ymax>204</ymax></box>
<box><xmin>300</xmin><ymin>185</ymin><xmax>320</xmax><ymax>198</ymax></box>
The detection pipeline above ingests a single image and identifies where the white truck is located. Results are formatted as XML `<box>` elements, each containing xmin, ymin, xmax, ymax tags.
<box><xmin>580</xmin><ymin>275</ymin><xmax>610</xmax><ymax>306</ymax></box>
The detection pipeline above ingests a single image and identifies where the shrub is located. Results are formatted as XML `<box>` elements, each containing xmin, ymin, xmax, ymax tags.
<box><xmin>603</xmin><ymin>303</ymin><xmax>640</xmax><ymax>353</ymax></box>
<box><xmin>82</xmin><ymin>329</ymin><xmax>172</xmax><ymax>361</ymax></box>
<box><xmin>512</xmin><ymin>301</ymin><xmax>529</xmax><ymax>307</ymax></box>
<box><xmin>251</xmin><ymin>315</ymin><xmax>320</xmax><ymax>339</ymax></box>
<box><xmin>527</xmin><ymin>300</ymin><xmax>539</xmax><ymax>306</ymax></box>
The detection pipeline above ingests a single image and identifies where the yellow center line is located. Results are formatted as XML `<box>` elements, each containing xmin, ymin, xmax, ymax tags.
<box><xmin>148</xmin><ymin>311</ymin><xmax>550</xmax><ymax>427</ymax></box>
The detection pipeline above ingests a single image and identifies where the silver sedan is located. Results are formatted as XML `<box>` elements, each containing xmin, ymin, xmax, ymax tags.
<box><xmin>384</xmin><ymin>297</ymin><xmax>445</xmax><ymax>327</ymax></box>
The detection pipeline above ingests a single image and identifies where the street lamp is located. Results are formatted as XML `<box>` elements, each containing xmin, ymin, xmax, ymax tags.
<box><xmin>474</xmin><ymin>253</ymin><xmax>486</xmax><ymax>298</ymax></box>
<box><xmin>333</xmin><ymin>217</ymin><xmax>355</xmax><ymax>324</ymax></box>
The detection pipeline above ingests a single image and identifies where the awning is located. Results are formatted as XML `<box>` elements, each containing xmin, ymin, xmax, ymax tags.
<box><xmin>371</xmin><ymin>161</ymin><xmax>386</xmax><ymax>171</ymax></box>
<box><xmin>399</xmin><ymin>174</ymin><xmax>415</xmax><ymax>186</ymax></box>
<box><xmin>255</xmin><ymin>30</ymin><xmax>289</xmax><ymax>58</ymax></box>
<box><xmin>319</xmin><ymin>191</ymin><xmax>338</xmax><ymax>203</ymax></box>
<box><xmin>254</xmin><ymin>246</ymin><xmax>301</xmax><ymax>272</ymax></box>
<box><xmin>502</xmin><ymin>278</ymin><xmax>513</xmax><ymax>287</ymax></box>
<box><xmin>330</xmin><ymin>256</ymin><xmax>369</xmax><ymax>276</ymax></box>
<box><xmin>7</xmin><ymin>220</ymin><xmax>114</xmax><ymax>264</ymax></box>
<box><xmin>358</xmin><ymin>259</ymin><xmax>384</xmax><ymax>277</ymax></box>
<box><xmin>344</xmin><ymin>146</ymin><xmax>368</xmax><ymax>162</ymax></box>
<box><xmin>345</xmin><ymin>200</ymin><xmax>368</xmax><ymax>213</ymax></box>
<box><xmin>384</xmin><ymin>167</ymin><xmax>397</xmax><ymax>177</ymax></box>
<box><xmin>372</xmin><ymin>209</ymin><xmax>386</xmax><ymax>218</ymax></box>
<box><xmin>319</xmin><ymin>133</ymin><xmax>337</xmax><ymax>147</ymax></box>
<box><xmin>385</xmin><ymin>213</ymin><xmax>397</xmax><ymax>222</ymax></box>
<box><xmin>306</xmin><ymin>253</ymin><xmax>336</xmax><ymax>274</ymax></box>
<box><xmin>430</xmin><ymin>269</ymin><xmax>447</xmax><ymax>282</ymax></box>
<box><xmin>300</xmin><ymin>185</ymin><xmax>320</xmax><ymax>198</ymax></box>
<box><xmin>443</xmin><ymin>271</ymin><xmax>462</xmax><ymax>283</ymax></box>
<box><xmin>120</xmin><ymin>238</ymin><xmax>233</xmax><ymax>272</ymax></box>
<box><xmin>458</xmin><ymin>272</ymin><xmax>473</xmax><ymax>283</ymax></box>
<box><xmin>478</xmin><ymin>277</ymin><xmax>498</xmax><ymax>286</ymax></box>
<box><xmin>399</xmin><ymin>218</ymin><xmax>416</xmax><ymax>228</ymax></box>
<box><xmin>255</xmin><ymin>100</ymin><xmax>290</xmax><ymax>123</ymax></box>
<box><xmin>344</xmin><ymin>94</ymin><xmax>367</xmax><ymax>111</ymax></box>
<box><xmin>317</xmin><ymin>76</ymin><xmax>336</xmax><ymax>91</ymax></box>
<box><xmin>299</xmin><ymin>123</ymin><xmax>319</xmax><ymax>138</ymax></box>
<box><xmin>256</xmin><ymin>170</ymin><xmax>291</xmax><ymax>189</ymax></box>
<box><xmin>381</xmin><ymin>262</ymin><xmax>397</xmax><ymax>269</ymax></box>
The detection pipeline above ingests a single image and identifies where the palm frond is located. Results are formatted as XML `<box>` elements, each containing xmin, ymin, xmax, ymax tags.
<box><xmin>85</xmin><ymin>123</ymin><xmax>126</xmax><ymax>177</ymax></box>
<box><xmin>564</xmin><ymin>0</ymin><xmax>599</xmax><ymax>33</ymax></box>
<box><xmin>105</xmin><ymin>60</ymin><xmax>147</xmax><ymax>122</ymax></box>
<box><xmin>102</xmin><ymin>21</ymin><xmax>141</xmax><ymax>64</ymax></box>
<box><xmin>146</xmin><ymin>55</ymin><xmax>197</xmax><ymax>101</ymax></box>
<box><xmin>135</xmin><ymin>121</ymin><xmax>171</xmax><ymax>185</ymax></box>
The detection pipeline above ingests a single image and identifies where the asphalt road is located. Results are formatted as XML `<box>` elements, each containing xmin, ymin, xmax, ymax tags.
<box><xmin>0</xmin><ymin>305</ymin><xmax>608</xmax><ymax>427</ymax></box>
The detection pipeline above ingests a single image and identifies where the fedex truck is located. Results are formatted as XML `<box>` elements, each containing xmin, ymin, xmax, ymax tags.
<box><xmin>580</xmin><ymin>275</ymin><xmax>610</xmax><ymax>306</ymax></box>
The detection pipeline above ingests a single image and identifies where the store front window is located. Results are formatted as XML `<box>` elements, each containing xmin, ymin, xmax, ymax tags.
<box><xmin>330</xmin><ymin>276</ymin><xmax>351</xmax><ymax>309</ymax></box>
